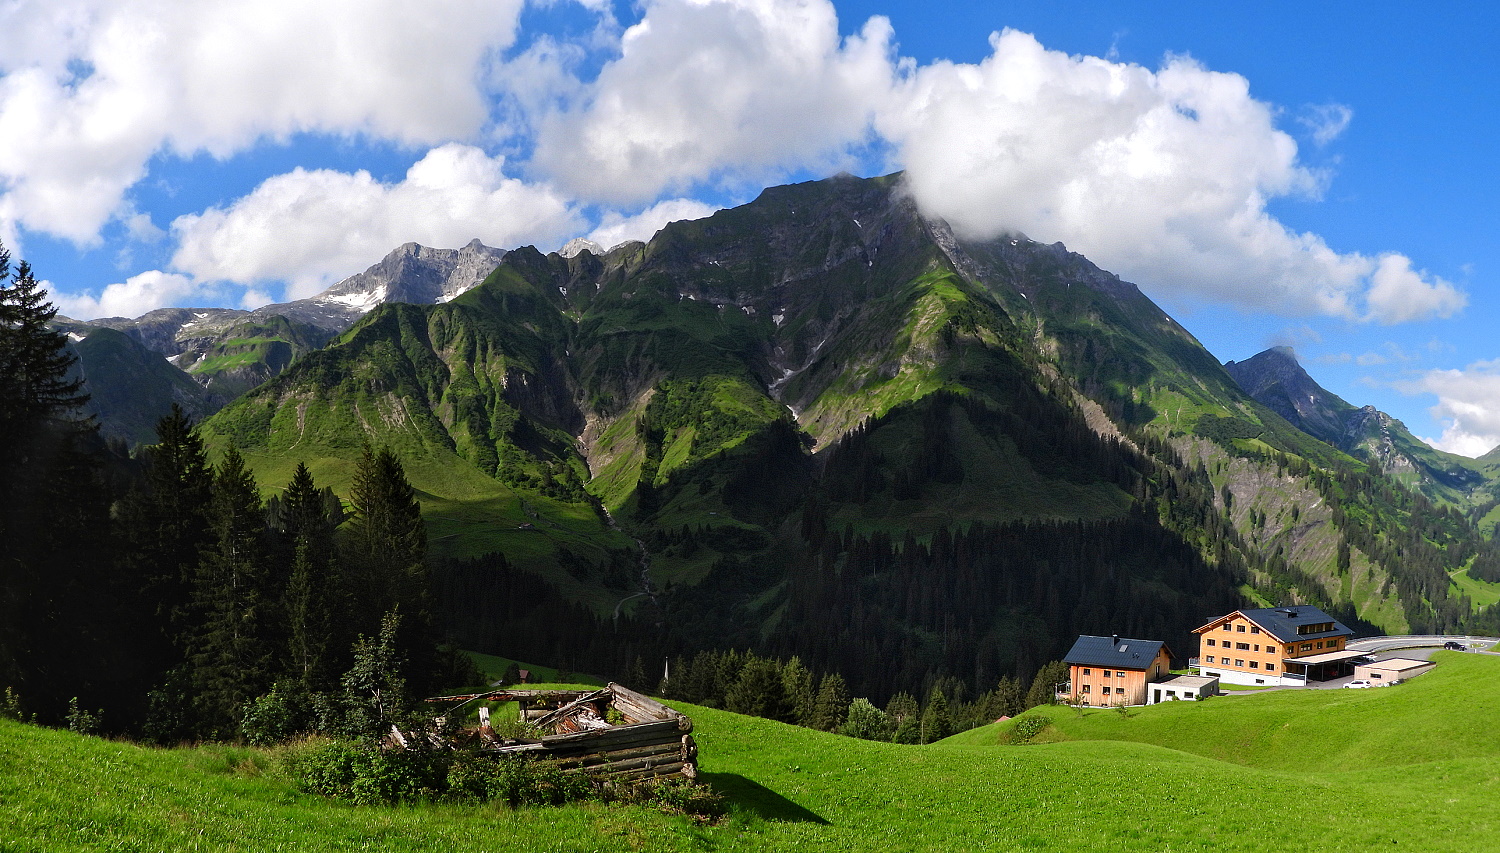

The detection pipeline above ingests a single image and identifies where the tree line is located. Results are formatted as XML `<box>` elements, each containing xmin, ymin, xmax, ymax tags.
<box><xmin>0</xmin><ymin>244</ymin><xmax>466</xmax><ymax>737</ymax></box>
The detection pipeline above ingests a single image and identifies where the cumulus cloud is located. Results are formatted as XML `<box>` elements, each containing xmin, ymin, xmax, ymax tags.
<box><xmin>878</xmin><ymin>30</ymin><xmax>1464</xmax><ymax>325</ymax></box>
<box><xmin>52</xmin><ymin>270</ymin><xmax>198</xmax><ymax>320</ymax></box>
<box><xmin>170</xmin><ymin>145</ymin><xmax>584</xmax><ymax>299</ymax></box>
<box><xmin>1405</xmin><ymin>361</ymin><xmax>1500</xmax><ymax>458</ymax></box>
<box><xmin>587</xmin><ymin>198</ymin><xmax>722</xmax><ymax>248</ymax></box>
<box><xmin>0</xmin><ymin>0</ymin><xmax>525</xmax><ymax>244</ymax></box>
<box><xmin>531</xmin><ymin>0</ymin><xmax>899</xmax><ymax>204</ymax></box>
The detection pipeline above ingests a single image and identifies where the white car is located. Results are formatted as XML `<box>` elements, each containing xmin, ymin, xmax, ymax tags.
<box><xmin>1344</xmin><ymin>680</ymin><xmax>1373</xmax><ymax>689</ymax></box>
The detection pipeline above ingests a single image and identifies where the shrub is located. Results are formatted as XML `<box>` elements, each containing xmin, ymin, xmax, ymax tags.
<box><xmin>241</xmin><ymin>681</ymin><xmax>314</xmax><ymax>746</ymax></box>
<box><xmin>1011</xmin><ymin>717</ymin><xmax>1046</xmax><ymax>743</ymax></box>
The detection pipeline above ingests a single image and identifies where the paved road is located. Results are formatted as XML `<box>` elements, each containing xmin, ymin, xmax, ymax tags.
<box><xmin>1348</xmin><ymin>635</ymin><xmax>1500</xmax><ymax>655</ymax></box>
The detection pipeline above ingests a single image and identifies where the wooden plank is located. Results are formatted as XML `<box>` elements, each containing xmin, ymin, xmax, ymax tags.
<box><xmin>539</xmin><ymin>717</ymin><xmax>683</xmax><ymax>748</ymax></box>
<box><xmin>532</xmin><ymin>689</ymin><xmax>611</xmax><ymax>731</ymax></box>
<box><xmin>549</xmin><ymin>741</ymin><xmax>684</xmax><ymax>768</ymax></box>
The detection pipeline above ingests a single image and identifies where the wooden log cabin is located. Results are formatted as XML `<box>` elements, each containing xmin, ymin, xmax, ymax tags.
<box><xmin>417</xmin><ymin>682</ymin><xmax>698</xmax><ymax>782</ymax></box>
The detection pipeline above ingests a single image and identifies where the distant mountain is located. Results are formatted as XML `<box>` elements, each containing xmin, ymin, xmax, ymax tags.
<box><xmin>1225</xmin><ymin>346</ymin><xmax>1484</xmax><ymax>500</ymax></box>
<box><xmin>200</xmin><ymin>173</ymin><xmax>1500</xmax><ymax>699</ymax></box>
<box><xmin>54</xmin><ymin>240</ymin><xmax>510</xmax><ymax>443</ymax></box>
<box><xmin>65</xmin><ymin>327</ymin><xmax>222</xmax><ymax>447</ymax></box>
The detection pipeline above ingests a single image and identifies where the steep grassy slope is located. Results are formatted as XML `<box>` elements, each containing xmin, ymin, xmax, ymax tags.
<box><xmin>185</xmin><ymin>315</ymin><xmax>334</xmax><ymax>400</ymax></box>
<box><xmin>69</xmin><ymin>327</ymin><xmax>222</xmax><ymax>446</ymax></box>
<box><xmin>7</xmin><ymin>653</ymin><xmax>1500</xmax><ymax>852</ymax></box>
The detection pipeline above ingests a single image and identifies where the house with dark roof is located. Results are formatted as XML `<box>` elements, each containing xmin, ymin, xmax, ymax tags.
<box><xmin>1064</xmin><ymin>635</ymin><xmax>1175</xmax><ymax>706</ymax></box>
<box><xmin>1193</xmin><ymin>606</ymin><xmax>1355</xmax><ymax>686</ymax></box>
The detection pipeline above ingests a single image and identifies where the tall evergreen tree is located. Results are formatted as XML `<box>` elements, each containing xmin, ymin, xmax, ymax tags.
<box><xmin>920</xmin><ymin>688</ymin><xmax>953</xmax><ymax>744</ymax></box>
<box><xmin>188</xmin><ymin>446</ymin><xmax>273</xmax><ymax>737</ymax></box>
<box><xmin>0</xmin><ymin>242</ymin><xmax>115</xmax><ymax>723</ymax></box>
<box><xmin>811</xmin><ymin>672</ymin><xmax>851</xmax><ymax>732</ymax></box>
<box><xmin>276</xmin><ymin>463</ymin><xmax>343</xmax><ymax>689</ymax></box>
<box><xmin>345</xmin><ymin>445</ymin><xmax>435</xmax><ymax>693</ymax></box>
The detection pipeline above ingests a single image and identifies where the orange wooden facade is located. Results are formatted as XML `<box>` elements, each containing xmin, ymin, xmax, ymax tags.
<box><xmin>1194</xmin><ymin>609</ymin><xmax>1351</xmax><ymax>684</ymax></box>
<box><xmin>1069</xmin><ymin>646</ymin><xmax>1171</xmax><ymax>706</ymax></box>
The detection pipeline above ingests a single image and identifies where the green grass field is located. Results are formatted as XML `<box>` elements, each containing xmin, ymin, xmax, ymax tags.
<box><xmin>5</xmin><ymin>651</ymin><xmax>1500</xmax><ymax>851</ymax></box>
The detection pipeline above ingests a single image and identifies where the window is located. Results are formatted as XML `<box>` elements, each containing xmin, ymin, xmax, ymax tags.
<box><xmin>1206</xmin><ymin>639</ymin><xmax>1216</xmax><ymax>647</ymax></box>
<box><xmin>1082</xmin><ymin>668</ymin><xmax>1091</xmax><ymax>675</ymax></box>
<box><xmin>1253</xmin><ymin>644</ymin><xmax>1260</xmax><ymax>652</ymax></box>
<box><xmin>1117</xmin><ymin>671</ymin><xmax>1127</xmax><ymax>678</ymax></box>
<box><xmin>1236</xmin><ymin>625</ymin><xmax>1246</xmax><ymax>633</ymax></box>
<box><xmin>1300</xmin><ymin>643</ymin><xmax>1313</xmax><ymax>652</ymax></box>
<box><xmin>1206</xmin><ymin>655</ymin><xmax>1215</xmax><ymax>663</ymax></box>
<box><xmin>1236</xmin><ymin>642</ymin><xmax>1250</xmax><ymax>650</ymax></box>
<box><xmin>1082</xmin><ymin>685</ymin><xmax>1091</xmax><ymax>693</ymax></box>
<box><xmin>1266</xmin><ymin>663</ymin><xmax>1275</xmax><ymax>671</ymax></box>
<box><xmin>1250</xmin><ymin>626</ymin><xmax>1260</xmax><ymax>634</ymax></box>
<box><xmin>1234</xmin><ymin>659</ymin><xmax>1245</xmax><ymax>667</ymax></box>
<box><xmin>1222</xmin><ymin>624</ymin><xmax>1231</xmax><ymax>631</ymax></box>
<box><xmin>1315</xmin><ymin>641</ymin><xmax>1324</xmax><ymax>649</ymax></box>
<box><xmin>1250</xmin><ymin>661</ymin><xmax>1259</xmax><ymax>669</ymax></box>
<box><xmin>1101</xmin><ymin>686</ymin><xmax>1111</xmax><ymax>695</ymax></box>
<box><xmin>1102</xmin><ymin>670</ymin><xmax>1110</xmax><ymax>678</ymax></box>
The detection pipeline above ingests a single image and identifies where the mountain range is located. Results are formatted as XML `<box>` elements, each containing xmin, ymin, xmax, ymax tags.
<box><xmin>54</xmin><ymin>173</ymin><xmax>1500</xmax><ymax>697</ymax></box>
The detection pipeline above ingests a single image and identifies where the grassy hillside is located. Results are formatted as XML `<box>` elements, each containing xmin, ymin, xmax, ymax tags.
<box><xmin>6</xmin><ymin>651</ymin><xmax>1500</xmax><ymax>851</ymax></box>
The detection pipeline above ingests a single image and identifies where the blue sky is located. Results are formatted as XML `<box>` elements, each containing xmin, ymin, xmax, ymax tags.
<box><xmin>3</xmin><ymin>0</ymin><xmax>1497</xmax><ymax>455</ymax></box>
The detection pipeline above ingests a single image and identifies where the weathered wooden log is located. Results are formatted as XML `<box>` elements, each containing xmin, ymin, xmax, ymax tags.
<box><xmin>539</xmin><ymin>717</ymin><xmax>683</xmax><ymax>748</ymax></box>
<box><xmin>606</xmin><ymin>683</ymin><xmax>691</xmax><ymax>731</ymax></box>
<box><xmin>549</xmin><ymin>741</ymin><xmax>684</xmax><ymax>769</ymax></box>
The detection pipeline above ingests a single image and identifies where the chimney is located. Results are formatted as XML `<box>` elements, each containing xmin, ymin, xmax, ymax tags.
<box><xmin>1112</xmin><ymin>634</ymin><xmax>1120</xmax><ymax>647</ymax></box>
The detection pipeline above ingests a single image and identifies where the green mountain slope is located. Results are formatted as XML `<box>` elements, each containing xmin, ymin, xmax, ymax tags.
<box><xmin>68</xmin><ymin>327</ymin><xmax>222</xmax><ymax>446</ymax></box>
<box><xmin>204</xmin><ymin>173</ymin><xmax>1500</xmax><ymax>700</ymax></box>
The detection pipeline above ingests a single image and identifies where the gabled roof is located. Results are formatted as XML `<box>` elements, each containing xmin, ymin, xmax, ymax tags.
<box><xmin>1193</xmin><ymin>606</ymin><xmax>1352</xmax><ymax>643</ymax></box>
<box><xmin>1064</xmin><ymin>635</ymin><xmax>1171</xmax><ymax>670</ymax></box>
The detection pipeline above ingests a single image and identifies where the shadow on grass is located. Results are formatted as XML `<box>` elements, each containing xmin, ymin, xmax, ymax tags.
<box><xmin>701</xmin><ymin>773</ymin><xmax>830</xmax><ymax>824</ymax></box>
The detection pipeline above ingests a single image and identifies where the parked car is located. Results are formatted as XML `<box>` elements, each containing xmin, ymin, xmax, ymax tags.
<box><xmin>1344</xmin><ymin>680</ymin><xmax>1373</xmax><ymax>689</ymax></box>
<box><xmin>1443</xmin><ymin>641</ymin><xmax>1466</xmax><ymax>651</ymax></box>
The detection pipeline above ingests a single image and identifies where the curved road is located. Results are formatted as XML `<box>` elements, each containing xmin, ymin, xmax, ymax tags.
<box><xmin>1348</xmin><ymin>635</ymin><xmax>1500</xmax><ymax>655</ymax></box>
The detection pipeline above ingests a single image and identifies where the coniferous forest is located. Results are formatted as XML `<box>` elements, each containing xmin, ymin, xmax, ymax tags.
<box><xmin>0</xmin><ymin>242</ymin><xmax>473</xmax><ymax>738</ymax></box>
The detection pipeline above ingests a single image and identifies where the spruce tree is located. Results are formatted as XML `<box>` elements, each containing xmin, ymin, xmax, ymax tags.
<box><xmin>780</xmin><ymin>656</ymin><xmax>816</xmax><ymax>726</ymax></box>
<box><xmin>0</xmin><ymin>242</ymin><xmax>114</xmax><ymax>724</ymax></box>
<box><xmin>276</xmin><ymin>463</ymin><xmax>342</xmax><ymax>689</ymax></box>
<box><xmin>188</xmin><ymin>446</ymin><xmax>273</xmax><ymax>737</ymax></box>
<box><xmin>811</xmin><ymin>672</ymin><xmax>851</xmax><ymax>732</ymax></box>
<box><xmin>920</xmin><ymin>688</ymin><xmax>952</xmax><ymax>744</ymax></box>
<box><xmin>345</xmin><ymin>445</ymin><xmax>435</xmax><ymax>694</ymax></box>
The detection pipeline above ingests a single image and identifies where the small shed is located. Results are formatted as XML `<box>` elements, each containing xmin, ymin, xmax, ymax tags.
<box><xmin>1354</xmin><ymin>658</ymin><xmax>1434</xmax><ymax>685</ymax></box>
<box><xmin>417</xmin><ymin>682</ymin><xmax>697</xmax><ymax>782</ymax></box>
<box><xmin>1148</xmin><ymin>675</ymin><xmax>1219</xmax><ymax>704</ymax></box>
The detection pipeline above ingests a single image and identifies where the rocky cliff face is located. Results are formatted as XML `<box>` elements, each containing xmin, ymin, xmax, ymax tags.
<box><xmin>1225</xmin><ymin>346</ymin><xmax>1485</xmax><ymax>500</ymax></box>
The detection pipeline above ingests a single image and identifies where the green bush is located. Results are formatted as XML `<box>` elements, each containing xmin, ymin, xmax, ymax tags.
<box><xmin>1011</xmin><ymin>717</ymin><xmax>1046</xmax><ymax>743</ymax></box>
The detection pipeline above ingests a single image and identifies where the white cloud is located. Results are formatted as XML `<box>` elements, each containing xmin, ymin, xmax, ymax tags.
<box><xmin>170</xmin><ymin>144</ymin><xmax>583</xmax><ymax>299</ymax></box>
<box><xmin>878</xmin><ymin>30</ymin><xmax>1464</xmax><ymax>325</ymax></box>
<box><xmin>0</xmin><ymin>0</ymin><xmax>525</xmax><ymax>244</ymax></box>
<box><xmin>1299</xmin><ymin>102</ymin><xmax>1353</xmax><ymax>147</ymax></box>
<box><xmin>587</xmin><ymin>198</ymin><xmax>722</xmax><ymax>248</ymax></box>
<box><xmin>1406</xmin><ymin>360</ymin><xmax>1500</xmax><ymax>458</ymax></box>
<box><xmin>530</xmin><ymin>0</ymin><xmax>899</xmax><ymax>204</ymax></box>
<box><xmin>52</xmin><ymin>270</ymin><xmax>198</xmax><ymax>320</ymax></box>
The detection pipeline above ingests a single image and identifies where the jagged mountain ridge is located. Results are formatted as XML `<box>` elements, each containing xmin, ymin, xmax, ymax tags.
<box><xmin>201</xmin><ymin>173</ymin><xmax>1500</xmax><ymax>697</ymax></box>
<box><xmin>1225</xmin><ymin>346</ymin><xmax>1485</xmax><ymax>500</ymax></box>
<box><xmin>53</xmin><ymin>239</ymin><xmax>511</xmax><ymax>444</ymax></box>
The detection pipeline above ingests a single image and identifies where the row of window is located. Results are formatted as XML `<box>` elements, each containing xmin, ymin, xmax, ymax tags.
<box><xmin>1078</xmin><ymin>669</ymin><xmax>1129</xmax><ymax>678</ymax></box>
<box><xmin>1079</xmin><ymin>685</ymin><xmax>1123</xmax><ymax>694</ymax></box>
<box><xmin>1205</xmin><ymin>637</ymin><xmax>1340</xmax><ymax>653</ymax></box>
<box><xmin>1220</xmin><ymin>623</ymin><xmax>1260</xmax><ymax>634</ymax></box>
<box><xmin>1202</xmin><ymin>656</ymin><xmax>1276</xmax><ymax>671</ymax></box>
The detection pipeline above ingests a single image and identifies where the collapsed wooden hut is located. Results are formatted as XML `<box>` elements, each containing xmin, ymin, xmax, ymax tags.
<box><xmin>417</xmin><ymin>682</ymin><xmax>697</xmax><ymax>782</ymax></box>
